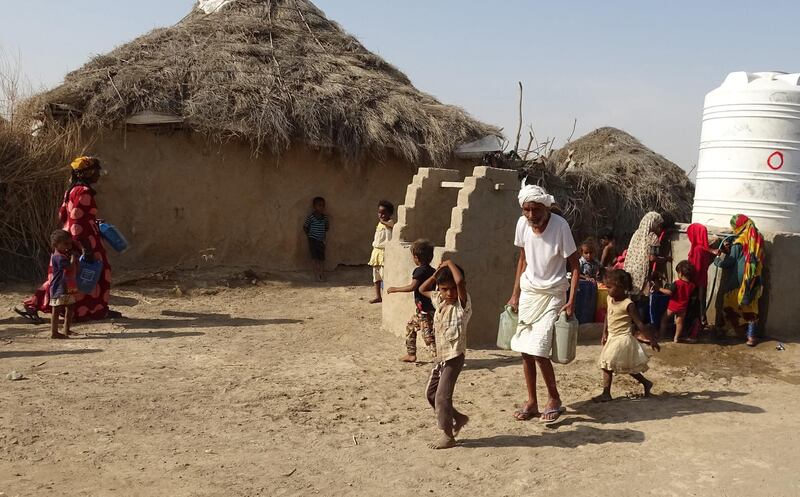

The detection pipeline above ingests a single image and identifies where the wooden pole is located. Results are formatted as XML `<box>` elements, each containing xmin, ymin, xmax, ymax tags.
<box><xmin>514</xmin><ymin>81</ymin><xmax>523</xmax><ymax>153</ymax></box>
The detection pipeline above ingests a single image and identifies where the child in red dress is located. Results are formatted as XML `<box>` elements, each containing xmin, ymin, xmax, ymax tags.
<box><xmin>658</xmin><ymin>261</ymin><xmax>696</xmax><ymax>343</ymax></box>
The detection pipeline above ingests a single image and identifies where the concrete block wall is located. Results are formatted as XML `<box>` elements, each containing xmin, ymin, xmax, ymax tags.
<box><xmin>395</xmin><ymin>168</ymin><xmax>462</xmax><ymax>247</ymax></box>
<box><xmin>670</xmin><ymin>225</ymin><xmax>800</xmax><ymax>340</ymax></box>
<box><xmin>383</xmin><ymin>166</ymin><xmax>521</xmax><ymax>346</ymax></box>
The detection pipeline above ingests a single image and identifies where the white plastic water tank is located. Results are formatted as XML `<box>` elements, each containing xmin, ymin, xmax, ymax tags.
<box><xmin>692</xmin><ymin>71</ymin><xmax>800</xmax><ymax>233</ymax></box>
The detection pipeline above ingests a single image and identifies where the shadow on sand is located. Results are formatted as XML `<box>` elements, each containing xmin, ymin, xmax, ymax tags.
<box><xmin>462</xmin><ymin>390</ymin><xmax>763</xmax><ymax>448</ymax></box>
<box><xmin>82</xmin><ymin>330</ymin><xmax>205</xmax><ymax>340</ymax></box>
<box><xmin>460</xmin><ymin>425</ymin><xmax>645</xmax><ymax>449</ymax></box>
<box><xmin>552</xmin><ymin>390</ymin><xmax>765</xmax><ymax>427</ymax></box>
<box><xmin>0</xmin><ymin>348</ymin><xmax>102</xmax><ymax>359</ymax></box>
<box><xmin>464</xmin><ymin>354</ymin><xmax>519</xmax><ymax>371</ymax></box>
<box><xmin>114</xmin><ymin>310</ymin><xmax>303</xmax><ymax>331</ymax></box>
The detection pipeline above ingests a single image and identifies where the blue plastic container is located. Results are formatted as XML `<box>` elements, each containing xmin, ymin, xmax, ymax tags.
<box><xmin>576</xmin><ymin>280</ymin><xmax>598</xmax><ymax>324</ymax></box>
<box><xmin>99</xmin><ymin>222</ymin><xmax>129</xmax><ymax>253</ymax></box>
<box><xmin>77</xmin><ymin>256</ymin><xmax>103</xmax><ymax>294</ymax></box>
<box><xmin>569</xmin><ymin>279</ymin><xmax>598</xmax><ymax>325</ymax></box>
<box><xmin>649</xmin><ymin>292</ymin><xmax>670</xmax><ymax>325</ymax></box>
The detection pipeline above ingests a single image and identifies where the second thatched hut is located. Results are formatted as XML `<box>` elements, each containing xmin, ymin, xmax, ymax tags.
<box><xmin>524</xmin><ymin>127</ymin><xmax>695</xmax><ymax>245</ymax></box>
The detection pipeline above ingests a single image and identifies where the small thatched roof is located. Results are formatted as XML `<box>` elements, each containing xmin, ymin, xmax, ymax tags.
<box><xmin>33</xmin><ymin>0</ymin><xmax>497</xmax><ymax>165</ymax></box>
<box><xmin>524</xmin><ymin>127</ymin><xmax>694</xmax><ymax>243</ymax></box>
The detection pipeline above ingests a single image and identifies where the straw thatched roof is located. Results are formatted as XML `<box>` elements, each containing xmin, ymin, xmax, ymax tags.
<box><xmin>524</xmin><ymin>127</ymin><xmax>694</xmax><ymax>243</ymax></box>
<box><xmin>33</xmin><ymin>0</ymin><xmax>497</xmax><ymax>165</ymax></box>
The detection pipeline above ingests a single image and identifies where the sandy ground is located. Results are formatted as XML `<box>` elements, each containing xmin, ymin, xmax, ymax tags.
<box><xmin>0</xmin><ymin>267</ymin><xmax>799</xmax><ymax>497</ymax></box>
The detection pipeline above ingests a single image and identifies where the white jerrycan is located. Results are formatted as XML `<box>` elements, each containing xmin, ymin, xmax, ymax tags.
<box><xmin>551</xmin><ymin>312</ymin><xmax>578</xmax><ymax>364</ymax></box>
<box><xmin>496</xmin><ymin>305</ymin><xmax>518</xmax><ymax>350</ymax></box>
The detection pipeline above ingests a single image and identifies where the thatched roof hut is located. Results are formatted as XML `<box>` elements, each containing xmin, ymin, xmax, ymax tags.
<box><xmin>34</xmin><ymin>0</ymin><xmax>495</xmax><ymax>165</ymax></box>
<box><xmin>27</xmin><ymin>0</ymin><xmax>496</xmax><ymax>273</ymax></box>
<box><xmin>524</xmin><ymin>127</ymin><xmax>694</xmax><ymax>244</ymax></box>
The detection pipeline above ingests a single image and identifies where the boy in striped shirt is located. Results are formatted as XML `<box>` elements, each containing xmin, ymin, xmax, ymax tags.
<box><xmin>303</xmin><ymin>197</ymin><xmax>330</xmax><ymax>281</ymax></box>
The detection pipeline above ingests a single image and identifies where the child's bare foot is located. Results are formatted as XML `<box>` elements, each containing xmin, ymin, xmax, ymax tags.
<box><xmin>51</xmin><ymin>332</ymin><xmax>68</xmax><ymax>339</ymax></box>
<box><xmin>428</xmin><ymin>434</ymin><xmax>456</xmax><ymax>450</ymax></box>
<box><xmin>453</xmin><ymin>413</ymin><xmax>469</xmax><ymax>436</ymax></box>
<box><xmin>399</xmin><ymin>354</ymin><xmax>416</xmax><ymax>363</ymax></box>
<box><xmin>66</xmin><ymin>330</ymin><xmax>80</xmax><ymax>336</ymax></box>
<box><xmin>369</xmin><ymin>298</ymin><xmax>382</xmax><ymax>304</ymax></box>
<box><xmin>642</xmin><ymin>379</ymin><xmax>654</xmax><ymax>397</ymax></box>
<box><xmin>592</xmin><ymin>392</ymin><xmax>613</xmax><ymax>403</ymax></box>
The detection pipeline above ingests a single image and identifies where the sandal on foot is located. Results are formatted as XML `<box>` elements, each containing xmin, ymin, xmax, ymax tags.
<box><xmin>14</xmin><ymin>307</ymin><xmax>44</xmax><ymax>324</ymax></box>
<box><xmin>513</xmin><ymin>405</ymin><xmax>540</xmax><ymax>421</ymax></box>
<box><xmin>539</xmin><ymin>406</ymin><xmax>566</xmax><ymax>423</ymax></box>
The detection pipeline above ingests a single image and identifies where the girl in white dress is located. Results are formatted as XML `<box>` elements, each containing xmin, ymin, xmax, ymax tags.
<box><xmin>594</xmin><ymin>269</ymin><xmax>661</xmax><ymax>402</ymax></box>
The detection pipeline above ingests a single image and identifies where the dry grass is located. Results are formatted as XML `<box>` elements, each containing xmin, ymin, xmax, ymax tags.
<box><xmin>0</xmin><ymin>54</ymin><xmax>82</xmax><ymax>281</ymax></box>
<box><xmin>0</xmin><ymin>122</ymin><xmax>86</xmax><ymax>281</ymax></box>
<box><xmin>521</xmin><ymin>127</ymin><xmax>694</xmax><ymax>244</ymax></box>
<box><xmin>30</xmin><ymin>0</ymin><xmax>496</xmax><ymax>165</ymax></box>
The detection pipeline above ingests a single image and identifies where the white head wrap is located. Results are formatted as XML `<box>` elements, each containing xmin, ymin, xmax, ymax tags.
<box><xmin>518</xmin><ymin>180</ymin><xmax>555</xmax><ymax>208</ymax></box>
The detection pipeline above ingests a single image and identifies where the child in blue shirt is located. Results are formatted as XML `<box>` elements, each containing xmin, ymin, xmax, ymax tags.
<box><xmin>49</xmin><ymin>229</ymin><xmax>78</xmax><ymax>339</ymax></box>
<box><xmin>579</xmin><ymin>239</ymin><xmax>602</xmax><ymax>281</ymax></box>
<box><xmin>303</xmin><ymin>197</ymin><xmax>330</xmax><ymax>281</ymax></box>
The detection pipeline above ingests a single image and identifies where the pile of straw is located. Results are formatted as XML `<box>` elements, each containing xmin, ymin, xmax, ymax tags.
<box><xmin>0</xmin><ymin>118</ymin><xmax>81</xmax><ymax>281</ymax></box>
<box><xmin>31</xmin><ymin>0</ymin><xmax>496</xmax><ymax>165</ymax></box>
<box><xmin>522</xmin><ymin>127</ymin><xmax>694</xmax><ymax>245</ymax></box>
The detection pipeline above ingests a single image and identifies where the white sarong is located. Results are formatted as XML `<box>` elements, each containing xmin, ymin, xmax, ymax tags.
<box><xmin>510</xmin><ymin>273</ymin><xmax>566</xmax><ymax>358</ymax></box>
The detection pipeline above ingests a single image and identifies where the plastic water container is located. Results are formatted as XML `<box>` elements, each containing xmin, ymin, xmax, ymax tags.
<box><xmin>496</xmin><ymin>305</ymin><xmax>518</xmax><ymax>350</ymax></box>
<box><xmin>649</xmin><ymin>292</ymin><xmax>670</xmax><ymax>325</ymax></box>
<box><xmin>551</xmin><ymin>312</ymin><xmax>578</xmax><ymax>365</ymax></box>
<box><xmin>77</xmin><ymin>256</ymin><xmax>103</xmax><ymax>294</ymax></box>
<box><xmin>574</xmin><ymin>280</ymin><xmax>597</xmax><ymax>324</ymax></box>
<box><xmin>99</xmin><ymin>222</ymin><xmax>129</xmax><ymax>253</ymax></box>
<box><xmin>595</xmin><ymin>285</ymin><xmax>609</xmax><ymax>323</ymax></box>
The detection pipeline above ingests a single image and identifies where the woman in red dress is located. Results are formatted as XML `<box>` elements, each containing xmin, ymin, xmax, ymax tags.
<box><xmin>16</xmin><ymin>156</ymin><xmax>118</xmax><ymax>322</ymax></box>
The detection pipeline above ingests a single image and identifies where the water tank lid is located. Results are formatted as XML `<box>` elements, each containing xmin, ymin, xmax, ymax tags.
<box><xmin>720</xmin><ymin>71</ymin><xmax>800</xmax><ymax>89</ymax></box>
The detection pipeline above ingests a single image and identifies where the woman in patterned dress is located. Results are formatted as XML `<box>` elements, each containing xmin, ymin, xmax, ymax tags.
<box><xmin>624</xmin><ymin>212</ymin><xmax>664</xmax><ymax>295</ymax></box>
<box><xmin>16</xmin><ymin>157</ymin><xmax>119</xmax><ymax>322</ymax></box>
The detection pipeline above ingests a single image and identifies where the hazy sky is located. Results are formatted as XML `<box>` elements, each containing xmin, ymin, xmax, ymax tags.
<box><xmin>1</xmin><ymin>0</ymin><xmax>797</xmax><ymax>172</ymax></box>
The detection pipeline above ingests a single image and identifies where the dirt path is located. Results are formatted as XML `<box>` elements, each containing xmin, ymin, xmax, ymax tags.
<box><xmin>1</xmin><ymin>269</ymin><xmax>799</xmax><ymax>496</ymax></box>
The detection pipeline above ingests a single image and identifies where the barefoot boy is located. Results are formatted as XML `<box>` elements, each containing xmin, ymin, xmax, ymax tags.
<box><xmin>303</xmin><ymin>196</ymin><xmax>329</xmax><ymax>281</ymax></box>
<box><xmin>387</xmin><ymin>239</ymin><xmax>436</xmax><ymax>363</ymax></box>
<box><xmin>419</xmin><ymin>260</ymin><xmax>471</xmax><ymax>449</ymax></box>
<box><xmin>49</xmin><ymin>229</ymin><xmax>78</xmax><ymax>339</ymax></box>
